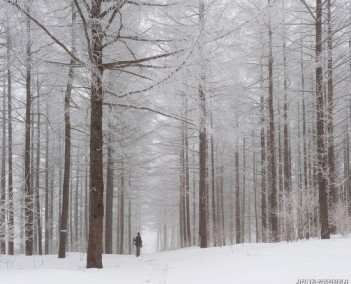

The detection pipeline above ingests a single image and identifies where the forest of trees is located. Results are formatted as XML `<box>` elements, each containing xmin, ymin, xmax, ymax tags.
<box><xmin>0</xmin><ymin>0</ymin><xmax>350</xmax><ymax>269</ymax></box>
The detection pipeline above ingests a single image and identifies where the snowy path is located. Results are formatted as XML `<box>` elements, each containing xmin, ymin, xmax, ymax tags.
<box><xmin>1</xmin><ymin>237</ymin><xmax>350</xmax><ymax>284</ymax></box>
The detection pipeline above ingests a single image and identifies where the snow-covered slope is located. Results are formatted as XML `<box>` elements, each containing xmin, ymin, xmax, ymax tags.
<box><xmin>1</xmin><ymin>237</ymin><xmax>350</xmax><ymax>284</ymax></box>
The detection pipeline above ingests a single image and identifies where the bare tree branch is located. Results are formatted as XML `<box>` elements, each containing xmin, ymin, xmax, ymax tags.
<box><xmin>126</xmin><ymin>0</ymin><xmax>179</xmax><ymax>7</ymax></box>
<box><xmin>101</xmin><ymin>0</ymin><xmax>127</xmax><ymax>18</ymax></box>
<box><xmin>299</xmin><ymin>0</ymin><xmax>317</xmax><ymax>22</ymax></box>
<box><xmin>73</xmin><ymin>0</ymin><xmax>93</xmax><ymax>63</ymax></box>
<box><xmin>82</xmin><ymin>0</ymin><xmax>91</xmax><ymax>12</ymax></box>
<box><xmin>102</xmin><ymin>49</ymin><xmax>183</xmax><ymax>69</ymax></box>
<box><xmin>3</xmin><ymin>0</ymin><xmax>83</xmax><ymax>65</ymax></box>
<box><xmin>103</xmin><ymin>102</ymin><xmax>195</xmax><ymax>125</ymax></box>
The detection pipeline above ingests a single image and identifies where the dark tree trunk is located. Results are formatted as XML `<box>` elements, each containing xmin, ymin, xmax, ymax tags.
<box><xmin>35</xmin><ymin>79</ymin><xmax>43</xmax><ymax>255</ymax></box>
<box><xmin>7</xmin><ymin>24</ymin><xmax>14</xmax><ymax>255</ymax></box>
<box><xmin>192</xmin><ymin>141</ymin><xmax>197</xmax><ymax>246</ymax></box>
<box><xmin>128</xmin><ymin>200</ymin><xmax>132</xmax><ymax>255</ymax></box>
<box><xmin>211</xmin><ymin>115</ymin><xmax>216</xmax><ymax>246</ymax></box>
<box><xmin>198</xmin><ymin>1</ymin><xmax>207</xmax><ymax>249</ymax></box>
<box><xmin>282</xmin><ymin>3</ymin><xmax>293</xmax><ymax>241</ymax></box>
<box><xmin>44</xmin><ymin>104</ymin><xmax>50</xmax><ymax>254</ymax></box>
<box><xmin>326</xmin><ymin>0</ymin><xmax>336</xmax><ymax>234</ymax></box>
<box><xmin>344</xmin><ymin>118</ymin><xmax>351</xmax><ymax>216</ymax></box>
<box><xmin>277</xmin><ymin>106</ymin><xmax>283</xmax><ymax>239</ymax></box>
<box><xmin>1</xmin><ymin>79</ymin><xmax>6</xmax><ymax>254</ymax></box>
<box><xmin>315</xmin><ymin>0</ymin><xmax>330</xmax><ymax>239</ymax></box>
<box><xmin>267</xmin><ymin>0</ymin><xmax>278</xmax><ymax>242</ymax></box>
<box><xmin>242</xmin><ymin>138</ymin><xmax>246</xmax><ymax>243</ymax></box>
<box><xmin>59</xmin><ymin>2</ymin><xmax>76</xmax><ymax>258</ymax></box>
<box><xmin>105</xmin><ymin>131</ymin><xmax>114</xmax><ymax>254</ymax></box>
<box><xmin>301</xmin><ymin>39</ymin><xmax>309</xmax><ymax>238</ymax></box>
<box><xmin>118</xmin><ymin>160</ymin><xmax>125</xmax><ymax>254</ymax></box>
<box><xmin>58</xmin><ymin>57</ymin><xmax>74</xmax><ymax>257</ymax></box>
<box><xmin>253</xmin><ymin>133</ymin><xmax>259</xmax><ymax>243</ymax></box>
<box><xmin>24</xmin><ymin>5</ymin><xmax>33</xmax><ymax>255</ymax></box>
<box><xmin>235</xmin><ymin>146</ymin><xmax>241</xmax><ymax>244</ymax></box>
<box><xmin>220</xmin><ymin>165</ymin><xmax>225</xmax><ymax>246</ymax></box>
<box><xmin>86</xmin><ymin>0</ymin><xmax>104</xmax><ymax>268</ymax></box>
<box><xmin>180</xmin><ymin>126</ymin><xmax>185</xmax><ymax>248</ymax></box>
<box><xmin>185</xmin><ymin>101</ymin><xmax>191</xmax><ymax>246</ymax></box>
<box><xmin>260</xmin><ymin>95</ymin><xmax>267</xmax><ymax>242</ymax></box>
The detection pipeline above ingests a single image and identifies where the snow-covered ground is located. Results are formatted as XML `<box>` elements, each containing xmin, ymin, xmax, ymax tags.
<box><xmin>1</xmin><ymin>236</ymin><xmax>350</xmax><ymax>284</ymax></box>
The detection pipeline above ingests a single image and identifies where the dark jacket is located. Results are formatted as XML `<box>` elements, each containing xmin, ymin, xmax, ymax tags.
<box><xmin>134</xmin><ymin>236</ymin><xmax>142</xmax><ymax>247</ymax></box>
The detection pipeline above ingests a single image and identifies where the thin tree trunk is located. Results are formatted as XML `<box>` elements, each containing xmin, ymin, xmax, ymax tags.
<box><xmin>235</xmin><ymin>144</ymin><xmax>241</xmax><ymax>244</ymax></box>
<box><xmin>45</xmin><ymin>103</ymin><xmax>50</xmax><ymax>255</ymax></box>
<box><xmin>105</xmin><ymin>131</ymin><xmax>114</xmax><ymax>254</ymax></box>
<box><xmin>74</xmin><ymin>159</ymin><xmax>79</xmax><ymax>250</ymax></box>
<box><xmin>128</xmin><ymin>199</ymin><xmax>131</xmax><ymax>255</ymax></box>
<box><xmin>260</xmin><ymin>95</ymin><xmax>267</xmax><ymax>242</ymax></box>
<box><xmin>267</xmin><ymin>0</ymin><xmax>277</xmax><ymax>242</ymax></box>
<box><xmin>58</xmin><ymin>46</ymin><xmax>75</xmax><ymax>259</ymax></box>
<box><xmin>345</xmin><ymin>116</ymin><xmax>351</xmax><ymax>216</ymax></box>
<box><xmin>297</xmin><ymin>104</ymin><xmax>303</xmax><ymax>239</ymax></box>
<box><xmin>282</xmin><ymin>1</ymin><xmax>292</xmax><ymax>241</ymax></box>
<box><xmin>242</xmin><ymin>138</ymin><xmax>246</xmax><ymax>243</ymax></box>
<box><xmin>259</xmin><ymin>27</ymin><xmax>267</xmax><ymax>242</ymax></box>
<box><xmin>185</xmin><ymin>99</ymin><xmax>191</xmax><ymax>246</ymax></box>
<box><xmin>180</xmin><ymin>123</ymin><xmax>185</xmax><ymax>248</ymax></box>
<box><xmin>326</xmin><ymin>0</ymin><xmax>336</xmax><ymax>234</ymax></box>
<box><xmin>49</xmin><ymin>168</ymin><xmax>54</xmax><ymax>252</ymax></box>
<box><xmin>24</xmin><ymin>4</ymin><xmax>33</xmax><ymax>255</ymax></box>
<box><xmin>301</xmin><ymin>39</ymin><xmax>309</xmax><ymax>239</ymax></box>
<box><xmin>7</xmin><ymin>23</ymin><xmax>14</xmax><ymax>255</ymax></box>
<box><xmin>253</xmin><ymin>132</ymin><xmax>259</xmax><ymax>243</ymax></box>
<box><xmin>35</xmin><ymin>78</ymin><xmax>42</xmax><ymax>255</ymax></box>
<box><xmin>0</xmin><ymin>78</ymin><xmax>6</xmax><ymax>254</ymax></box>
<box><xmin>31</xmin><ymin>104</ymin><xmax>36</xmax><ymax>254</ymax></box>
<box><xmin>211</xmin><ymin>115</ymin><xmax>216</xmax><ymax>246</ymax></box>
<box><xmin>278</xmin><ymin>105</ymin><xmax>284</xmax><ymax>239</ymax></box>
<box><xmin>192</xmin><ymin>140</ymin><xmax>196</xmax><ymax>246</ymax></box>
<box><xmin>118</xmin><ymin>160</ymin><xmax>125</xmax><ymax>254</ymax></box>
<box><xmin>198</xmin><ymin>0</ymin><xmax>207</xmax><ymax>249</ymax></box>
<box><xmin>220</xmin><ymin>165</ymin><xmax>225</xmax><ymax>246</ymax></box>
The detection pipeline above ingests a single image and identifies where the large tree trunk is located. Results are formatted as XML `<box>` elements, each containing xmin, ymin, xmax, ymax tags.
<box><xmin>326</xmin><ymin>0</ymin><xmax>336</xmax><ymax>234</ymax></box>
<box><xmin>58</xmin><ymin>62</ymin><xmax>74</xmax><ymax>258</ymax></box>
<box><xmin>282</xmin><ymin>4</ymin><xmax>292</xmax><ymax>241</ymax></box>
<box><xmin>58</xmin><ymin>4</ymin><xmax>76</xmax><ymax>258</ymax></box>
<box><xmin>267</xmin><ymin>0</ymin><xmax>277</xmax><ymax>242</ymax></box>
<box><xmin>301</xmin><ymin>38</ymin><xmax>309</xmax><ymax>238</ymax></box>
<box><xmin>86</xmin><ymin>0</ymin><xmax>104</xmax><ymax>268</ymax></box>
<box><xmin>315</xmin><ymin>0</ymin><xmax>330</xmax><ymax>239</ymax></box>
<box><xmin>259</xmin><ymin>27</ymin><xmax>267</xmax><ymax>242</ymax></box>
<box><xmin>198</xmin><ymin>0</ymin><xmax>207</xmax><ymax>249</ymax></box>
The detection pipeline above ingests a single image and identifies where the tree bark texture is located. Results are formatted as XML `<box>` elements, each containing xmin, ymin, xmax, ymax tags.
<box><xmin>268</xmin><ymin>0</ymin><xmax>278</xmax><ymax>241</ymax></box>
<box><xmin>315</xmin><ymin>0</ymin><xmax>330</xmax><ymax>239</ymax></box>
<box><xmin>24</xmin><ymin>6</ymin><xmax>33</xmax><ymax>255</ymax></box>
<box><xmin>87</xmin><ymin>0</ymin><xmax>104</xmax><ymax>268</ymax></box>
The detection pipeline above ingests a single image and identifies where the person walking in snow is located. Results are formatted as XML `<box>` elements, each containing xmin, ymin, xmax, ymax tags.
<box><xmin>133</xmin><ymin>232</ymin><xmax>143</xmax><ymax>257</ymax></box>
